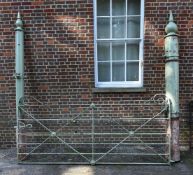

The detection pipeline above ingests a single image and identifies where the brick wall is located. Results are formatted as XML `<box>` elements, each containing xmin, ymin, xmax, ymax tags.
<box><xmin>0</xmin><ymin>0</ymin><xmax>193</xmax><ymax>150</ymax></box>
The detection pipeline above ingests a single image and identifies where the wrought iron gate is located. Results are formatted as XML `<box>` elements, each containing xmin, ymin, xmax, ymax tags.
<box><xmin>16</xmin><ymin>94</ymin><xmax>171</xmax><ymax>165</ymax></box>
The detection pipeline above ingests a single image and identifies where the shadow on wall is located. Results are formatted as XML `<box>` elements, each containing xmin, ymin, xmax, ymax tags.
<box><xmin>23</xmin><ymin>3</ymin><xmax>94</xmax><ymax>101</ymax></box>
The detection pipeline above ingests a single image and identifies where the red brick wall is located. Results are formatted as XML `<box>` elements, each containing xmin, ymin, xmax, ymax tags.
<box><xmin>0</xmin><ymin>0</ymin><xmax>192</xmax><ymax>150</ymax></box>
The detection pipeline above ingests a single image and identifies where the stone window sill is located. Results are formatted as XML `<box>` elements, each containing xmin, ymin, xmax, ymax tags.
<box><xmin>92</xmin><ymin>87</ymin><xmax>147</xmax><ymax>93</ymax></box>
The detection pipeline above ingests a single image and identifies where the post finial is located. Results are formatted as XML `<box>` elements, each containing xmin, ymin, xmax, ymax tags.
<box><xmin>169</xmin><ymin>10</ymin><xmax>174</xmax><ymax>22</ymax></box>
<box><xmin>165</xmin><ymin>11</ymin><xmax>178</xmax><ymax>35</ymax></box>
<box><xmin>17</xmin><ymin>12</ymin><xmax>21</xmax><ymax>19</ymax></box>
<box><xmin>15</xmin><ymin>12</ymin><xmax>23</xmax><ymax>31</ymax></box>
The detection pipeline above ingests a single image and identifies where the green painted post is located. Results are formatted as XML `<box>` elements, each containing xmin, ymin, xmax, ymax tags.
<box><xmin>15</xmin><ymin>12</ymin><xmax>24</xmax><ymax>113</ymax></box>
<box><xmin>15</xmin><ymin>12</ymin><xmax>24</xmax><ymax>159</ymax></box>
<box><xmin>165</xmin><ymin>11</ymin><xmax>180</xmax><ymax>162</ymax></box>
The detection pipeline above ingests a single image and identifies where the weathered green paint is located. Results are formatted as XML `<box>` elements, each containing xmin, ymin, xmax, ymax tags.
<box><xmin>15</xmin><ymin>12</ymin><xmax>24</xmax><ymax>155</ymax></box>
<box><xmin>165</xmin><ymin>11</ymin><xmax>180</xmax><ymax>162</ymax></box>
<box><xmin>15</xmin><ymin>12</ymin><xmax>24</xmax><ymax>111</ymax></box>
<box><xmin>165</xmin><ymin>11</ymin><xmax>179</xmax><ymax>118</ymax></box>
<box><xmin>165</xmin><ymin>36</ymin><xmax>179</xmax><ymax>58</ymax></box>
<box><xmin>165</xmin><ymin>61</ymin><xmax>179</xmax><ymax>117</ymax></box>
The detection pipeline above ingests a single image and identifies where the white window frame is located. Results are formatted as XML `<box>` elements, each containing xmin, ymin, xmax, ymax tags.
<box><xmin>94</xmin><ymin>0</ymin><xmax>145</xmax><ymax>88</ymax></box>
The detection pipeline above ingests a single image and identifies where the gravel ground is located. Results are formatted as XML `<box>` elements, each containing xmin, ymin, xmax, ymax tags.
<box><xmin>0</xmin><ymin>148</ymin><xmax>193</xmax><ymax>175</ymax></box>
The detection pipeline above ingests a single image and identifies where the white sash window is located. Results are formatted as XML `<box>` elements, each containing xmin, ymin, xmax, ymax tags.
<box><xmin>94</xmin><ymin>0</ymin><xmax>144</xmax><ymax>88</ymax></box>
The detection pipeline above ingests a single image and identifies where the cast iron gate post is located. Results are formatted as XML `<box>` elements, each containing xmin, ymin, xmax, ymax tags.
<box><xmin>164</xmin><ymin>11</ymin><xmax>180</xmax><ymax>162</ymax></box>
<box><xmin>14</xmin><ymin>12</ymin><xmax>24</xmax><ymax>160</ymax></box>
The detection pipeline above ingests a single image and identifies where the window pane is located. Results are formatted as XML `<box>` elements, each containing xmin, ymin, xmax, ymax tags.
<box><xmin>98</xmin><ymin>62</ymin><xmax>110</xmax><ymax>82</ymax></box>
<box><xmin>127</xmin><ymin>0</ymin><xmax>140</xmax><ymax>15</ymax></box>
<box><xmin>112</xmin><ymin>17</ymin><xmax>125</xmax><ymax>38</ymax></box>
<box><xmin>112</xmin><ymin>42</ymin><xmax>125</xmax><ymax>61</ymax></box>
<box><xmin>126</xmin><ymin>62</ymin><xmax>139</xmax><ymax>81</ymax></box>
<box><xmin>127</xmin><ymin>44</ymin><xmax>139</xmax><ymax>60</ymax></box>
<box><xmin>97</xmin><ymin>42</ymin><xmax>110</xmax><ymax>61</ymax></box>
<box><xmin>112</xmin><ymin>0</ymin><xmax>126</xmax><ymax>16</ymax></box>
<box><xmin>112</xmin><ymin>62</ymin><xmax>125</xmax><ymax>81</ymax></box>
<box><xmin>127</xmin><ymin>16</ymin><xmax>140</xmax><ymax>38</ymax></box>
<box><xmin>97</xmin><ymin>18</ymin><xmax>110</xmax><ymax>39</ymax></box>
<box><xmin>97</xmin><ymin>0</ymin><xmax>110</xmax><ymax>16</ymax></box>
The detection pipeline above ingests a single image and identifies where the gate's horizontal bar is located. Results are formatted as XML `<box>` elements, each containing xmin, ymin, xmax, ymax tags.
<box><xmin>18</xmin><ymin>118</ymin><xmax>169</xmax><ymax>121</ymax></box>
<box><xmin>88</xmin><ymin>162</ymin><xmax>170</xmax><ymax>165</ymax></box>
<box><xmin>18</xmin><ymin>132</ymin><xmax>168</xmax><ymax>136</ymax></box>
<box><xmin>18</xmin><ymin>142</ymin><xmax>169</xmax><ymax>145</ymax></box>
<box><xmin>18</xmin><ymin>152</ymin><xmax>169</xmax><ymax>156</ymax></box>
<box><xmin>17</xmin><ymin>161</ymin><xmax>170</xmax><ymax>165</ymax></box>
<box><xmin>19</xmin><ymin>103</ymin><xmax>168</xmax><ymax>107</ymax></box>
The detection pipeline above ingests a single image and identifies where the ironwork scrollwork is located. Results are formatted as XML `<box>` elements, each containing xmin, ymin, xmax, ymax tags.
<box><xmin>18</xmin><ymin>121</ymin><xmax>32</xmax><ymax>130</ymax></box>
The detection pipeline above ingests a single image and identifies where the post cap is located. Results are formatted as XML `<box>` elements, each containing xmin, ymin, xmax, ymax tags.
<box><xmin>15</xmin><ymin>12</ymin><xmax>23</xmax><ymax>31</ymax></box>
<box><xmin>165</xmin><ymin>11</ymin><xmax>178</xmax><ymax>34</ymax></box>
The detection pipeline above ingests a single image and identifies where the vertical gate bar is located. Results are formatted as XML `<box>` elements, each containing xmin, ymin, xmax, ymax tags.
<box><xmin>91</xmin><ymin>104</ymin><xmax>95</xmax><ymax>165</ymax></box>
<box><xmin>15</xmin><ymin>12</ymin><xmax>24</xmax><ymax>161</ymax></box>
<box><xmin>189</xmin><ymin>101</ymin><xmax>193</xmax><ymax>152</ymax></box>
